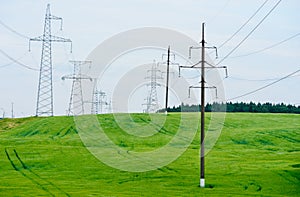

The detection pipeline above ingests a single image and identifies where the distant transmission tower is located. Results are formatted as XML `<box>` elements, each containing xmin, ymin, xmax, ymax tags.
<box><xmin>143</xmin><ymin>62</ymin><xmax>163</xmax><ymax>113</ymax></box>
<box><xmin>91</xmin><ymin>89</ymin><xmax>108</xmax><ymax>114</ymax></box>
<box><xmin>62</xmin><ymin>61</ymin><xmax>92</xmax><ymax>116</ymax></box>
<box><xmin>29</xmin><ymin>4</ymin><xmax>72</xmax><ymax>116</ymax></box>
<box><xmin>90</xmin><ymin>78</ymin><xmax>109</xmax><ymax>114</ymax></box>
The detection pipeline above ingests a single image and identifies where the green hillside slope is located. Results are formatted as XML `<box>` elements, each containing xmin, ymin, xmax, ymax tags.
<box><xmin>0</xmin><ymin>113</ymin><xmax>299</xmax><ymax>196</ymax></box>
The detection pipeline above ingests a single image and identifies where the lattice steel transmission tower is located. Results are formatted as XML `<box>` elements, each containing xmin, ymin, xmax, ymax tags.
<box><xmin>90</xmin><ymin>79</ymin><xmax>108</xmax><ymax>114</ymax></box>
<box><xmin>143</xmin><ymin>62</ymin><xmax>163</xmax><ymax>113</ymax></box>
<box><xmin>91</xmin><ymin>89</ymin><xmax>108</xmax><ymax>114</ymax></box>
<box><xmin>29</xmin><ymin>4</ymin><xmax>72</xmax><ymax>116</ymax></box>
<box><xmin>62</xmin><ymin>61</ymin><xmax>92</xmax><ymax>116</ymax></box>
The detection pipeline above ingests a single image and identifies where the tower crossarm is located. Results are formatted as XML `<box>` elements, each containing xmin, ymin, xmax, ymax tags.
<box><xmin>62</xmin><ymin>75</ymin><xmax>92</xmax><ymax>81</ymax></box>
<box><xmin>50</xmin><ymin>35</ymin><xmax>72</xmax><ymax>43</ymax></box>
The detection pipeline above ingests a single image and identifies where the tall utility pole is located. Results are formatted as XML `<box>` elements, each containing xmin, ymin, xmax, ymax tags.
<box><xmin>62</xmin><ymin>61</ymin><xmax>92</xmax><ymax>116</ymax></box>
<box><xmin>143</xmin><ymin>62</ymin><xmax>163</xmax><ymax>113</ymax></box>
<box><xmin>200</xmin><ymin>23</ymin><xmax>206</xmax><ymax>188</ymax></box>
<box><xmin>179</xmin><ymin>23</ymin><xmax>226</xmax><ymax>188</ymax></box>
<box><xmin>30</xmin><ymin>4</ymin><xmax>72</xmax><ymax>116</ymax></box>
<box><xmin>165</xmin><ymin>46</ymin><xmax>170</xmax><ymax>114</ymax></box>
<box><xmin>162</xmin><ymin>46</ymin><xmax>179</xmax><ymax>115</ymax></box>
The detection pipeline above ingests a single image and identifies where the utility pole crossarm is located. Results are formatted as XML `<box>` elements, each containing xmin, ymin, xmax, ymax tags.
<box><xmin>180</xmin><ymin>65</ymin><xmax>226</xmax><ymax>69</ymax></box>
<box><xmin>188</xmin><ymin>85</ymin><xmax>218</xmax><ymax>99</ymax></box>
<box><xmin>49</xmin><ymin>35</ymin><xmax>71</xmax><ymax>43</ymax></box>
<box><xmin>49</xmin><ymin>15</ymin><xmax>62</xmax><ymax>21</ymax></box>
<box><xmin>189</xmin><ymin>46</ymin><xmax>217</xmax><ymax>58</ymax></box>
<box><xmin>69</xmin><ymin>60</ymin><xmax>92</xmax><ymax>64</ymax></box>
<box><xmin>29</xmin><ymin>36</ymin><xmax>44</xmax><ymax>42</ymax></box>
<box><xmin>29</xmin><ymin>35</ymin><xmax>72</xmax><ymax>43</ymax></box>
<box><xmin>62</xmin><ymin>75</ymin><xmax>92</xmax><ymax>81</ymax></box>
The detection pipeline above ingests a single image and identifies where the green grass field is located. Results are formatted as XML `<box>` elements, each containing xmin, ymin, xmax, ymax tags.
<box><xmin>0</xmin><ymin>113</ymin><xmax>299</xmax><ymax>196</ymax></box>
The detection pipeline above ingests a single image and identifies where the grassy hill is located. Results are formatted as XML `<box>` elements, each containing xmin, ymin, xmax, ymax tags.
<box><xmin>0</xmin><ymin>113</ymin><xmax>299</xmax><ymax>196</ymax></box>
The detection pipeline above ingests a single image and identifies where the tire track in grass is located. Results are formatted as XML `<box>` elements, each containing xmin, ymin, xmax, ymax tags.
<box><xmin>4</xmin><ymin>148</ymin><xmax>18</xmax><ymax>171</ymax></box>
<box><xmin>13</xmin><ymin>149</ymin><xmax>70</xmax><ymax>197</ymax></box>
<box><xmin>117</xmin><ymin>148</ymin><xmax>178</xmax><ymax>173</ymax></box>
<box><xmin>113</xmin><ymin>115</ymin><xmax>191</xmax><ymax>174</ymax></box>
<box><xmin>116</xmin><ymin>147</ymin><xmax>166</xmax><ymax>172</ymax></box>
<box><xmin>138</xmin><ymin>116</ymin><xmax>193</xmax><ymax>144</ymax></box>
<box><xmin>5</xmin><ymin>148</ymin><xmax>55</xmax><ymax>196</ymax></box>
<box><xmin>5</xmin><ymin>148</ymin><xmax>70</xmax><ymax>197</ymax></box>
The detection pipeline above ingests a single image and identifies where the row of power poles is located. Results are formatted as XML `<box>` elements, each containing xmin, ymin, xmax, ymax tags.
<box><xmin>30</xmin><ymin>4</ymin><xmax>227</xmax><ymax>189</ymax></box>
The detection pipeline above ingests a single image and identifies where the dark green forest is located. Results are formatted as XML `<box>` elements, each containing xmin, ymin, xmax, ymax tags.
<box><xmin>160</xmin><ymin>102</ymin><xmax>300</xmax><ymax>114</ymax></box>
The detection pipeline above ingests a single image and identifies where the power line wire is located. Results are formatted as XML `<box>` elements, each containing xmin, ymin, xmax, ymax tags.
<box><xmin>0</xmin><ymin>19</ymin><xmax>29</xmax><ymax>39</ymax></box>
<box><xmin>0</xmin><ymin>49</ymin><xmax>39</xmax><ymax>71</ymax></box>
<box><xmin>207</xmin><ymin>0</ymin><xmax>232</xmax><ymax>25</ymax></box>
<box><xmin>229</xmin><ymin>32</ymin><xmax>300</xmax><ymax>58</ymax></box>
<box><xmin>218</xmin><ymin>0</ymin><xmax>269</xmax><ymax>49</ymax></box>
<box><xmin>228</xmin><ymin>73</ymin><xmax>300</xmax><ymax>82</ymax></box>
<box><xmin>217</xmin><ymin>0</ymin><xmax>282</xmax><ymax>65</ymax></box>
<box><xmin>227</xmin><ymin>67</ymin><xmax>300</xmax><ymax>101</ymax></box>
<box><xmin>0</xmin><ymin>51</ymin><xmax>28</xmax><ymax>68</ymax></box>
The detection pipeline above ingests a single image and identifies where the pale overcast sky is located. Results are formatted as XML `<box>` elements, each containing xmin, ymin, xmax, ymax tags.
<box><xmin>0</xmin><ymin>0</ymin><xmax>299</xmax><ymax>117</ymax></box>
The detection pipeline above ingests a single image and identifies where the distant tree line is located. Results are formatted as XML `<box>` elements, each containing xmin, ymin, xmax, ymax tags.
<box><xmin>159</xmin><ymin>102</ymin><xmax>300</xmax><ymax>114</ymax></box>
